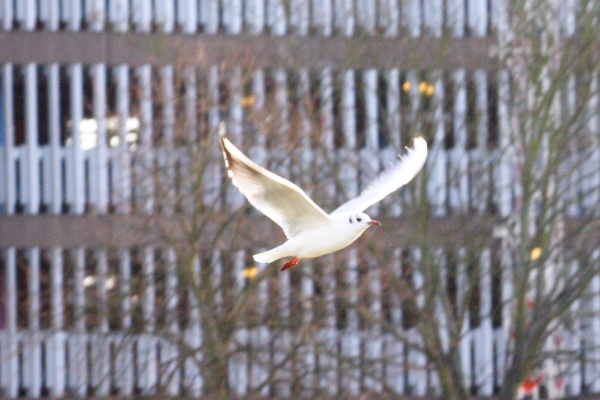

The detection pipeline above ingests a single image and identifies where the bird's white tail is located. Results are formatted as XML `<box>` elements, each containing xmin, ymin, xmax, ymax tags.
<box><xmin>253</xmin><ymin>244</ymin><xmax>290</xmax><ymax>264</ymax></box>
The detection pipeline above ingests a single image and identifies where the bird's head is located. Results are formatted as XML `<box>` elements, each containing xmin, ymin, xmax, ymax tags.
<box><xmin>346</xmin><ymin>212</ymin><xmax>381</xmax><ymax>228</ymax></box>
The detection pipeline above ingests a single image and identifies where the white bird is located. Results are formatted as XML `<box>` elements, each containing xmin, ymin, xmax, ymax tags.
<box><xmin>220</xmin><ymin>135</ymin><xmax>428</xmax><ymax>271</ymax></box>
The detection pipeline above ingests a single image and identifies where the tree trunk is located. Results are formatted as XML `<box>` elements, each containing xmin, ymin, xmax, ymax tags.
<box><xmin>436</xmin><ymin>354</ymin><xmax>471</xmax><ymax>400</ymax></box>
<box><xmin>202</xmin><ymin>344</ymin><xmax>230</xmax><ymax>400</ymax></box>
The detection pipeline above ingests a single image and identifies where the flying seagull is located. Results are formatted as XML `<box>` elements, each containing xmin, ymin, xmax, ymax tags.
<box><xmin>220</xmin><ymin>135</ymin><xmax>428</xmax><ymax>271</ymax></box>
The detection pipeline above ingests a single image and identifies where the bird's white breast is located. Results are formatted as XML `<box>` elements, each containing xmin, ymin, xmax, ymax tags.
<box><xmin>286</xmin><ymin>219</ymin><xmax>370</xmax><ymax>259</ymax></box>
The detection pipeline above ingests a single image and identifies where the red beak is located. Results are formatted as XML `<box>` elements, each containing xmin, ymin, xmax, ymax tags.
<box><xmin>368</xmin><ymin>220</ymin><xmax>381</xmax><ymax>226</ymax></box>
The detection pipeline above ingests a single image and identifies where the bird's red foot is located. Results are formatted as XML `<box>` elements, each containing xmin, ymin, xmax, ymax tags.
<box><xmin>281</xmin><ymin>257</ymin><xmax>301</xmax><ymax>271</ymax></box>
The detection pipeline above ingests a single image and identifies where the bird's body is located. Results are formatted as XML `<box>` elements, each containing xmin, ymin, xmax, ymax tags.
<box><xmin>220</xmin><ymin>135</ymin><xmax>427</xmax><ymax>271</ymax></box>
<box><xmin>254</xmin><ymin>211</ymin><xmax>376</xmax><ymax>263</ymax></box>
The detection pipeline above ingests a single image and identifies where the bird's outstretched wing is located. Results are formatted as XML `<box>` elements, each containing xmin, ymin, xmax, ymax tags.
<box><xmin>331</xmin><ymin>137</ymin><xmax>428</xmax><ymax>215</ymax></box>
<box><xmin>220</xmin><ymin>136</ymin><xmax>331</xmax><ymax>238</ymax></box>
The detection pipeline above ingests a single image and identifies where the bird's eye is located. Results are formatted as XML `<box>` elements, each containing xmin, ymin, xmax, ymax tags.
<box><xmin>357</xmin><ymin>217</ymin><xmax>362</xmax><ymax>222</ymax></box>
<box><xmin>348</xmin><ymin>217</ymin><xmax>353</xmax><ymax>224</ymax></box>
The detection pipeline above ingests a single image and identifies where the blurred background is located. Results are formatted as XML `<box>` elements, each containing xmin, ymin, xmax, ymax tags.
<box><xmin>0</xmin><ymin>1</ymin><xmax>599</xmax><ymax>399</ymax></box>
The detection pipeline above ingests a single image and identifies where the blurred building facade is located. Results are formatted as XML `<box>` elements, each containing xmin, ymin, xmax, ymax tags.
<box><xmin>0</xmin><ymin>1</ymin><xmax>599</xmax><ymax>399</ymax></box>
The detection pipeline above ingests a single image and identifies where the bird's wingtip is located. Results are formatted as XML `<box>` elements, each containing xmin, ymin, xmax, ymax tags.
<box><xmin>412</xmin><ymin>136</ymin><xmax>428</xmax><ymax>156</ymax></box>
<box><xmin>217</xmin><ymin>121</ymin><xmax>227</xmax><ymax>138</ymax></box>
<box><xmin>413</xmin><ymin>136</ymin><xmax>427</xmax><ymax>148</ymax></box>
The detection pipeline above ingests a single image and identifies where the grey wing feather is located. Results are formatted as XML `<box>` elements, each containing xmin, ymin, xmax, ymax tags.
<box><xmin>332</xmin><ymin>137</ymin><xmax>428</xmax><ymax>215</ymax></box>
<box><xmin>220</xmin><ymin>137</ymin><xmax>331</xmax><ymax>238</ymax></box>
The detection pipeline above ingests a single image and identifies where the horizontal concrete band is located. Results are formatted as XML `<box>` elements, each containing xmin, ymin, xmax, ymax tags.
<box><xmin>0</xmin><ymin>214</ymin><xmax>499</xmax><ymax>249</ymax></box>
<box><xmin>0</xmin><ymin>31</ymin><xmax>498</xmax><ymax>70</ymax></box>
<box><xmin>1</xmin><ymin>214</ymin><xmax>596</xmax><ymax>251</ymax></box>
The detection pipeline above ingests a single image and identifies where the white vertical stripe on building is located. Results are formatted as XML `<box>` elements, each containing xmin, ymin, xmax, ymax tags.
<box><xmin>423</xmin><ymin>0</ymin><xmax>442</xmax><ymax>36</ymax></box>
<box><xmin>407</xmin><ymin>249</ymin><xmax>426</xmax><ymax>395</ymax></box>
<box><xmin>250</xmin><ymin>256</ymin><xmax>270</xmax><ymax>396</ymax></box>
<box><xmin>119</xmin><ymin>250</ymin><xmax>132</xmax><ymax>329</ymax></box>
<box><xmin>314</xmin><ymin>0</ymin><xmax>332</xmax><ymax>36</ymax></box>
<box><xmin>202</xmin><ymin>0</ymin><xmax>219</xmax><ymax>34</ymax></box>
<box><xmin>225</xmin><ymin>70</ymin><xmax>242</xmax><ymax>210</ymax></box>
<box><xmin>181</xmin><ymin>66</ymin><xmax>197</xmax><ymax>213</ymax></box>
<box><xmin>204</xmin><ymin>65</ymin><xmax>221</xmax><ymax>208</ymax></box>
<box><xmin>365</xmin><ymin>262</ymin><xmax>383</xmax><ymax>392</ymax></box>
<box><xmin>472</xmin><ymin>69</ymin><xmax>489</xmax><ymax>214</ymax></box>
<box><xmin>468</xmin><ymin>0</ymin><xmax>488</xmax><ymax>35</ymax></box>
<box><xmin>363</xmin><ymin>69</ymin><xmax>379</xmax><ymax>150</ymax></box>
<box><xmin>177</xmin><ymin>0</ymin><xmax>198</xmax><ymax>33</ymax></box>
<box><xmin>68</xmin><ymin>248</ymin><xmax>88</xmax><ymax>396</ymax></box>
<box><xmin>139</xmin><ymin>247</ymin><xmax>158</xmax><ymax>393</ymax></box>
<box><xmin>300</xmin><ymin>262</ymin><xmax>315</xmax><ymax>397</ymax></box>
<box><xmin>47</xmin><ymin>64</ymin><xmax>63</xmax><ymax>214</ymax></box>
<box><xmin>361</xmin><ymin>69</ymin><xmax>380</xmax><ymax>214</ymax></box>
<box><xmin>356</xmin><ymin>0</ymin><xmax>374</xmax><ymax>34</ymax></box>
<box><xmin>385</xmin><ymin>69</ymin><xmax>401</xmax><ymax>149</ymax></box>
<box><xmin>476</xmin><ymin>248</ymin><xmax>494</xmax><ymax>395</ymax></box>
<box><xmin>156</xmin><ymin>0</ymin><xmax>175</xmax><ymax>32</ymax></box>
<box><xmin>450</xmin><ymin>69</ymin><xmax>468</xmax><ymax>212</ymax></box>
<box><xmin>160</xmin><ymin>65</ymin><xmax>175</xmax><ymax>214</ymax></box>
<box><xmin>48</xmin><ymin>247</ymin><xmax>66</xmax><ymax>396</ymax></box>
<box><xmin>211</xmin><ymin>249</ymin><xmax>223</xmax><ymax>314</ymax></box>
<box><xmin>133</xmin><ymin>0</ymin><xmax>152</xmax><ymax>32</ymax></box>
<box><xmin>86</xmin><ymin>0</ymin><xmax>106</xmax><ymax>31</ymax></box>
<box><xmin>290</xmin><ymin>0</ymin><xmax>308</xmax><ymax>35</ymax></box>
<box><xmin>14</xmin><ymin>0</ymin><xmax>23</xmax><ymax>25</ymax></box>
<box><xmin>184</xmin><ymin>255</ymin><xmax>203</xmax><ymax>395</ymax></box>
<box><xmin>113</xmin><ymin>65</ymin><xmax>131</xmax><ymax>213</ymax></box>
<box><xmin>274</xmin><ymin>258</ymin><xmax>291</xmax><ymax>397</ymax></box>
<box><xmin>339</xmin><ymin>69</ymin><xmax>358</xmax><ymax>206</ymax></box>
<box><xmin>435</xmin><ymin>248</ymin><xmax>449</xmax><ymax>353</ymax></box>
<box><xmin>92</xmin><ymin>64</ymin><xmax>109</xmax><ymax>213</ymax></box>
<box><xmin>584</xmin><ymin>73</ymin><xmax>600</xmax><ymax>215</ymax></box>
<box><xmin>382</xmin><ymin>69</ymin><xmax>402</xmax><ymax>216</ymax></box>
<box><xmin>586</xmin><ymin>250</ymin><xmax>600</xmax><ymax>392</ymax></box>
<box><xmin>91</xmin><ymin>249</ymin><xmax>110</xmax><ymax>395</ymax></box>
<box><xmin>404</xmin><ymin>0</ymin><xmax>421</xmax><ymax>37</ymax></box>
<box><xmin>319</xmin><ymin>255</ymin><xmax>338</xmax><ymax>395</ymax></box>
<box><xmin>109</xmin><ymin>0</ymin><xmax>129</xmax><ymax>32</ymax></box>
<box><xmin>2</xmin><ymin>0</ymin><xmax>13</xmax><ymax>29</ymax></box>
<box><xmin>162</xmin><ymin>248</ymin><xmax>181</xmax><ymax>394</ymax></box>
<box><xmin>379</xmin><ymin>0</ymin><xmax>398</xmax><ymax>36</ymax></box>
<box><xmin>333</xmin><ymin>0</ymin><xmax>353</xmax><ymax>36</ymax></box>
<box><xmin>229</xmin><ymin>250</ymin><xmax>249</xmax><ymax>396</ymax></box>
<box><xmin>2</xmin><ymin>64</ymin><xmax>16</xmax><ymax>214</ymax></box>
<box><xmin>269</xmin><ymin>0</ymin><xmax>287</xmax><ymax>35</ymax></box>
<box><xmin>448</xmin><ymin>0</ymin><xmax>465</xmax><ymax>36</ymax></box>
<box><xmin>295</xmin><ymin>70</ymin><xmax>313</xmax><ymax>195</ymax></box>
<box><xmin>224</xmin><ymin>0</ymin><xmax>242</xmax><ymax>34</ymax></box>
<box><xmin>115</xmin><ymin>249</ymin><xmax>134</xmax><ymax>395</ymax></box>
<box><xmin>136</xmin><ymin>64</ymin><xmax>154</xmax><ymax>213</ymax></box>
<box><xmin>498</xmin><ymin>236</ymin><xmax>514</xmax><ymax>386</ymax></box>
<box><xmin>46</xmin><ymin>0</ymin><xmax>60</xmax><ymax>30</ymax></box>
<box><xmin>60</xmin><ymin>0</ymin><xmax>71</xmax><ymax>25</ymax></box>
<box><xmin>184</xmin><ymin>66</ymin><xmax>198</xmax><ymax>141</ymax></box>
<box><xmin>69</xmin><ymin>64</ymin><xmax>85</xmax><ymax>214</ymax></box>
<box><xmin>22</xmin><ymin>0</ymin><xmax>35</xmax><ymax>30</ymax></box>
<box><xmin>318</xmin><ymin>68</ymin><xmax>335</xmax><ymax>200</ymax></box>
<box><xmin>67</xmin><ymin>0</ymin><xmax>82</xmax><ymax>30</ymax></box>
<box><xmin>456</xmin><ymin>249</ymin><xmax>472</xmax><ymax>390</ymax></box>
<box><xmin>227</xmin><ymin>67</ymin><xmax>243</xmax><ymax>143</ymax></box>
<box><xmin>1</xmin><ymin>248</ymin><xmax>19</xmax><ymax>396</ymax></box>
<box><xmin>24</xmin><ymin>64</ymin><xmax>40</xmax><ymax>214</ymax></box>
<box><xmin>566</xmin><ymin>269</ymin><xmax>582</xmax><ymax>396</ymax></box>
<box><xmin>496</xmin><ymin>69</ymin><xmax>512</xmax><ymax>217</ymax></box>
<box><xmin>246</xmin><ymin>0</ymin><xmax>265</xmax><ymax>34</ymax></box>
<box><xmin>274</xmin><ymin>69</ymin><xmax>290</xmax><ymax>144</ymax></box>
<box><xmin>385</xmin><ymin>248</ymin><xmax>404</xmax><ymax>394</ymax></box>
<box><xmin>341</xmin><ymin>249</ymin><xmax>360</xmax><ymax>396</ymax></box>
